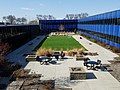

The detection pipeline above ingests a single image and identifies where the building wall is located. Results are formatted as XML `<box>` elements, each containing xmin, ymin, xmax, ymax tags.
<box><xmin>78</xmin><ymin>10</ymin><xmax>120</xmax><ymax>49</ymax></box>
<box><xmin>0</xmin><ymin>25</ymin><xmax>40</xmax><ymax>51</ymax></box>
<box><xmin>39</xmin><ymin>20</ymin><xmax>78</xmax><ymax>34</ymax></box>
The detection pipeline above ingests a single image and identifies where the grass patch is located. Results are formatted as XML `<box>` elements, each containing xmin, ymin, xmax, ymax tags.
<box><xmin>39</xmin><ymin>35</ymin><xmax>86</xmax><ymax>51</ymax></box>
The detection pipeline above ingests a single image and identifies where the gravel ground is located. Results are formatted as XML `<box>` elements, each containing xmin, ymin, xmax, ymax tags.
<box><xmin>109</xmin><ymin>62</ymin><xmax>120</xmax><ymax>82</ymax></box>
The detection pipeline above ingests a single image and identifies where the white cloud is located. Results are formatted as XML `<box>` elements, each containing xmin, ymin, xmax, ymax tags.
<box><xmin>39</xmin><ymin>3</ymin><xmax>45</xmax><ymax>7</ymax></box>
<box><xmin>21</xmin><ymin>7</ymin><xmax>34</xmax><ymax>11</ymax></box>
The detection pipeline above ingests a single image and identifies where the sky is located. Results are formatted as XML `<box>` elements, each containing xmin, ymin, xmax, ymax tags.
<box><xmin>0</xmin><ymin>0</ymin><xmax>120</xmax><ymax>21</ymax></box>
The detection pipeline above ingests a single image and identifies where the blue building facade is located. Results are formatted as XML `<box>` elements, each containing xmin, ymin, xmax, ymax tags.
<box><xmin>39</xmin><ymin>10</ymin><xmax>120</xmax><ymax>49</ymax></box>
<box><xmin>78</xmin><ymin>10</ymin><xmax>120</xmax><ymax>49</ymax></box>
<box><xmin>39</xmin><ymin>20</ymin><xmax>78</xmax><ymax>34</ymax></box>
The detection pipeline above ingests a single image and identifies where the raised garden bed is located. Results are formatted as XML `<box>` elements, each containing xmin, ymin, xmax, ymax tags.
<box><xmin>25</xmin><ymin>55</ymin><xmax>37</xmax><ymax>62</ymax></box>
<box><xmin>69</xmin><ymin>67</ymin><xmax>86</xmax><ymax>80</ymax></box>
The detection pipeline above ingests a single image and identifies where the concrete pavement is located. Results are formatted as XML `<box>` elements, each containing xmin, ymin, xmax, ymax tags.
<box><xmin>73</xmin><ymin>35</ymin><xmax>119</xmax><ymax>64</ymax></box>
<box><xmin>6</xmin><ymin>35</ymin><xmax>46</xmax><ymax>67</ymax></box>
<box><xmin>25</xmin><ymin>56</ymin><xmax>120</xmax><ymax>90</ymax></box>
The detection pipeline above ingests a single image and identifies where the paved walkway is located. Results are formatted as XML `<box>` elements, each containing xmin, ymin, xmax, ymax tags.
<box><xmin>73</xmin><ymin>35</ymin><xmax>119</xmax><ymax>64</ymax></box>
<box><xmin>25</xmin><ymin>35</ymin><xmax>120</xmax><ymax>89</ymax></box>
<box><xmin>6</xmin><ymin>35</ymin><xmax>46</xmax><ymax>67</ymax></box>
<box><xmin>25</xmin><ymin>56</ymin><xmax>120</xmax><ymax>90</ymax></box>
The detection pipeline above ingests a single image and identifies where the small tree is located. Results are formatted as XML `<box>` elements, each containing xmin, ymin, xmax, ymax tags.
<box><xmin>21</xmin><ymin>17</ymin><xmax>27</xmax><ymax>24</ymax></box>
<box><xmin>16</xmin><ymin>18</ymin><xmax>22</xmax><ymax>24</ymax></box>
<box><xmin>29</xmin><ymin>20</ymin><xmax>38</xmax><ymax>25</ymax></box>
<box><xmin>3</xmin><ymin>15</ymin><xmax>16</xmax><ymax>24</ymax></box>
<box><xmin>9</xmin><ymin>15</ymin><xmax>16</xmax><ymax>24</ymax></box>
<box><xmin>3</xmin><ymin>16</ymin><xmax>7</xmax><ymax>22</ymax></box>
<box><xmin>16</xmin><ymin>17</ymin><xmax>27</xmax><ymax>24</ymax></box>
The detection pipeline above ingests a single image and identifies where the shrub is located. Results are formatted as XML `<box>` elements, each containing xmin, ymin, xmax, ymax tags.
<box><xmin>66</xmin><ymin>48</ymin><xmax>84</xmax><ymax>56</ymax></box>
<box><xmin>36</xmin><ymin>48</ymin><xmax>54</xmax><ymax>56</ymax></box>
<box><xmin>36</xmin><ymin>48</ymin><xmax>47</xmax><ymax>56</ymax></box>
<box><xmin>112</xmin><ymin>47</ymin><xmax>120</xmax><ymax>53</ymax></box>
<box><xmin>78</xmin><ymin>48</ymin><xmax>84</xmax><ymax>54</ymax></box>
<box><xmin>11</xmin><ymin>68</ymin><xmax>29</xmax><ymax>80</ymax></box>
<box><xmin>67</xmin><ymin>50</ymin><xmax>73</xmax><ymax>56</ymax></box>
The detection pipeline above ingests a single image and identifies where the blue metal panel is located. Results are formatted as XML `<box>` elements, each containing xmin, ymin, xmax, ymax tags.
<box><xmin>106</xmin><ymin>25</ymin><xmax>110</xmax><ymax>44</ymax></box>
<box><xmin>112</xmin><ymin>11</ymin><xmax>117</xmax><ymax>18</ymax></box>
<box><xmin>106</xmin><ymin>12</ymin><xmax>109</xmax><ymax>19</ymax></box>
<box><xmin>118</xmin><ymin>26</ymin><xmax>120</xmax><ymax>37</ymax></box>
<box><xmin>110</xmin><ymin>25</ymin><xmax>114</xmax><ymax>46</ymax></box>
<box><xmin>97</xmin><ymin>14</ymin><xmax>100</xmax><ymax>20</ymax></box>
<box><xmin>92</xmin><ymin>16</ymin><xmax>95</xmax><ymax>21</ymax></box>
<box><xmin>109</xmin><ymin>25</ymin><xmax>113</xmax><ymax>46</ymax></box>
<box><xmin>86</xmin><ymin>17</ymin><xmax>88</xmax><ymax>22</ymax></box>
<box><xmin>78</xmin><ymin>24</ymin><xmax>81</xmax><ymax>29</ymax></box>
<box><xmin>109</xmin><ymin>25</ymin><xmax>113</xmax><ymax>36</ymax></box>
<box><xmin>81</xmin><ymin>25</ymin><xmax>83</xmax><ymax>30</ymax></box>
<box><xmin>80</xmin><ymin>18</ymin><xmax>83</xmax><ymax>22</ymax></box>
<box><xmin>104</xmin><ymin>38</ymin><xmax>109</xmax><ymax>45</ymax></box>
<box><xmin>92</xmin><ymin>15</ymin><xmax>95</xmax><ymax>21</ymax></box>
<box><xmin>109</xmin><ymin>40</ymin><xmax>115</xmax><ymax>47</ymax></box>
<box><xmin>109</xmin><ymin>12</ymin><xmax>113</xmax><ymax>19</ymax></box>
<box><xmin>92</xmin><ymin>24</ymin><xmax>95</xmax><ymax>39</ymax></box>
<box><xmin>101</xmin><ymin>24</ymin><xmax>105</xmax><ymax>42</ymax></box>
<box><xmin>116</xmin><ymin>25</ymin><xmax>120</xmax><ymax>49</ymax></box>
<box><xmin>89</xmin><ymin>16</ymin><xmax>91</xmax><ymax>21</ymax></box>
<box><xmin>99</xmin><ymin>14</ymin><xmax>102</xmax><ymax>20</ymax></box>
<box><xmin>104</xmin><ymin>25</ymin><xmax>108</xmax><ymax>34</ymax></box>
<box><xmin>111</xmin><ymin>12</ymin><xmax>116</xmax><ymax>46</ymax></box>
<box><xmin>92</xmin><ymin>24</ymin><xmax>94</xmax><ymax>32</ymax></box>
<box><xmin>83</xmin><ymin>18</ymin><xmax>86</xmax><ymax>22</ymax></box>
<box><xmin>114</xmin><ymin>25</ymin><xmax>119</xmax><ymax>36</ymax></box>
<box><xmin>100</xmin><ymin>37</ymin><xmax>105</xmax><ymax>43</ymax></box>
<box><xmin>115</xmin><ymin>43</ymin><xmax>120</xmax><ymax>49</ymax></box>
<box><xmin>90</xmin><ymin>16</ymin><xmax>93</xmax><ymax>21</ymax></box>
<box><xmin>90</xmin><ymin>25</ymin><xmax>92</xmax><ymax>32</ymax></box>
<box><xmin>95</xmin><ymin>15</ymin><xmax>98</xmax><ymax>21</ymax></box>
<box><xmin>91</xmin><ymin>25</ymin><xmax>93</xmax><ymax>32</ymax></box>
<box><xmin>105</xmin><ymin>12</ymin><xmax>109</xmax><ymax>19</ymax></box>
<box><xmin>96</xmin><ymin>25</ymin><xmax>99</xmax><ymax>40</ymax></box>
<box><xmin>87</xmin><ymin>16</ymin><xmax>90</xmax><ymax>21</ymax></box>
<box><xmin>102</xmin><ymin>13</ymin><xmax>106</xmax><ymax>43</ymax></box>
<box><xmin>99</xmin><ymin>24</ymin><xmax>102</xmax><ymax>41</ymax></box>
<box><xmin>117</xmin><ymin>10</ymin><xmax>120</xmax><ymax>18</ymax></box>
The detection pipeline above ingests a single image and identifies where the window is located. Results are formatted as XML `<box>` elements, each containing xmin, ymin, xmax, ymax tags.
<box><xmin>117</xmin><ymin>18</ymin><xmax>120</xmax><ymax>25</ymax></box>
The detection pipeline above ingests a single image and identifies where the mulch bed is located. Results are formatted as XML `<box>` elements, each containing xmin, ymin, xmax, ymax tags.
<box><xmin>21</xmin><ymin>80</ymin><xmax>55</xmax><ymax>90</ymax></box>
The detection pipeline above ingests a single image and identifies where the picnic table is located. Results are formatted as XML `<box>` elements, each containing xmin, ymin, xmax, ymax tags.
<box><xmin>53</xmin><ymin>52</ymin><xmax>61</xmax><ymax>60</ymax></box>
<box><xmin>37</xmin><ymin>56</ymin><xmax>52</xmax><ymax>65</ymax></box>
<box><xmin>86</xmin><ymin>61</ymin><xmax>99</xmax><ymax>69</ymax></box>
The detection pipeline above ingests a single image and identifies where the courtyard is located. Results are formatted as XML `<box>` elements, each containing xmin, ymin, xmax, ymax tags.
<box><xmin>6</xmin><ymin>34</ymin><xmax>120</xmax><ymax>90</ymax></box>
<box><xmin>1</xmin><ymin>1</ymin><xmax>120</xmax><ymax>90</ymax></box>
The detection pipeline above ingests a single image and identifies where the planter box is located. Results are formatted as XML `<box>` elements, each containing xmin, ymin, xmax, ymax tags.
<box><xmin>25</xmin><ymin>55</ymin><xmax>37</xmax><ymax>62</ymax></box>
<box><xmin>76</xmin><ymin>56</ymin><xmax>87</xmax><ymax>61</ymax></box>
<box><xmin>70</xmin><ymin>67</ymin><xmax>86</xmax><ymax>80</ymax></box>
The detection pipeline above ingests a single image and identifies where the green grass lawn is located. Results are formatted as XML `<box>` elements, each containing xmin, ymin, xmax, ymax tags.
<box><xmin>40</xmin><ymin>35</ymin><xmax>86</xmax><ymax>51</ymax></box>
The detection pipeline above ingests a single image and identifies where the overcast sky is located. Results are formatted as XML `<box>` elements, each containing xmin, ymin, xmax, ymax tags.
<box><xmin>0</xmin><ymin>0</ymin><xmax>120</xmax><ymax>21</ymax></box>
